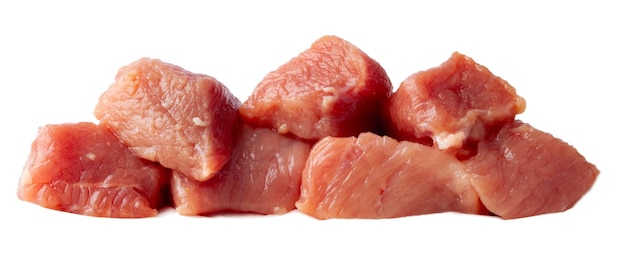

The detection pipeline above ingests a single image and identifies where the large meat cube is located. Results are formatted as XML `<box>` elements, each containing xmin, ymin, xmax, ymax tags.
<box><xmin>171</xmin><ymin>122</ymin><xmax>311</xmax><ymax>215</ymax></box>
<box><xmin>296</xmin><ymin>132</ymin><xmax>486</xmax><ymax>219</ymax></box>
<box><xmin>466</xmin><ymin>121</ymin><xmax>600</xmax><ymax>219</ymax></box>
<box><xmin>239</xmin><ymin>35</ymin><xmax>393</xmax><ymax>141</ymax></box>
<box><xmin>94</xmin><ymin>58</ymin><xmax>240</xmax><ymax>182</ymax></box>
<box><xmin>18</xmin><ymin>122</ymin><xmax>170</xmax><ymax>218</ymax></box>
<box><xmin>384</xmin><ymin>52</ymin><xmax>526</xmax><ymax>152</ymax></box>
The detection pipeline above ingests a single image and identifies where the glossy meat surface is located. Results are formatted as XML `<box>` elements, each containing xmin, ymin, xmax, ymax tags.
<box><xmin>94</xmin><ymin>58</ymin><xmax>240</xmax><ymax>182</ymax></box>
<box><xmin>296</xmin><ymin>132</ymin><xmax>485</xmax><ymax>219</ymax></box>
<box><xmin>466</xmin><ymin>121</ymin><xmax>600</xmax><ymax>219</ymax></box>
<box><xmin>239</xmin><ymin>35</ymin><xmax>392</xmax><ymax>140</ymax></box>
<box><xmin>384</xmin><ymin>52</ymin><xmax>526</xmax><ymax>151</ymax></box>
<box><xmin>171</xmin><ymin>122</ymin><xmax>311</xmax><ymax>215</ymax></box>
<box><xmin>18</xmin><ymin>122</ymin><xmax>170</xmax><ymax>218</ymax></box>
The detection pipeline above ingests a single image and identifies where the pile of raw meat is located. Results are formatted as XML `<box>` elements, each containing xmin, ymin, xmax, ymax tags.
<box><xmin>17</xmin><ymin>35</ymin><xmax>599</xmax><ymax>219</ymax></box>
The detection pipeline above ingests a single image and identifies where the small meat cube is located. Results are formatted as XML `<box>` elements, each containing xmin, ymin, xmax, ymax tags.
<box><xmin>239</xmin><ymin>35</ymin><xmax>393</xmax><ymax>141</ymax></box>
<box><xmin>466</xmin><ymin>121</ymin><xmax>600</xmax><ymax>219</ymax></box>
<box><xmin>94</xmin><ymin>58</ymin><xmax>240</xmax><ymax>182</ymax></box>
<box><xmin>18</xmin><ymin>122</ymin><xmax>170</xmax><ymax>218</ymax></box>
<box><xmin>384</xmin><ymin>52</ymin><xmax>526</xmax><ymax>152</ymax></box>
<box><xmin>171</xmin><ymin>122</ymin><xmax>311</xmax><ymax>215</ymax></box>
<box><xmin>296</xmin><ymin>132</ymin><xmax>486</xmax><ymax>219</ymax></box>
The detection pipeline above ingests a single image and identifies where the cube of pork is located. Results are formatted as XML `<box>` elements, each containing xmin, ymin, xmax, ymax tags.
<box><xmin>239</xmin><ymin>35</ymin><xmax>393</xmax><ymax>141</ymax></box>
<box><xmin>18</xmin><ymin>122</ymin><xmax>170</xmax><ymax>218</ymax></box>
<box><xmin>466</xmin><ymin>120</ymin><xmax>600</xmax><ymax>219</ymax></box>
<box><xmin>171</xmin><ymin>121</ymin><xmax>311</xmax><ymax>215</ymax></box>
<box><xmin>94</xmin><ymin>58</ymin><xmax>240</xmax><ymax>182</ymax></box>
<box><xmin>296</xmin><ymin>132</ymin><xmax>486</xmax><ymax>219</ymax></box>
<box><xmin>384</xmin><ymin>52</ymin><xmax>526</xmax><ymax>152</ymax></box>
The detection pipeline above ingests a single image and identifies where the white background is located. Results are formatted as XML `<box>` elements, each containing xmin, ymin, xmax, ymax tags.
<box><xmin>1</xmin><ymin>1</ymin><xmax>623</xmax><ymax>256</ymax></box>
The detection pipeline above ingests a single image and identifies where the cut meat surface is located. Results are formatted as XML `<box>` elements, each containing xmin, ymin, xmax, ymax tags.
<box><xmin>94</xmin><ymin>58</ymin><xmax>240</xmax><ymax>182</ymax></box>
<box><xmin>296</xmin><ymin>132</ymin><xmax>486</xmax><ymax>219</ymax></box>
<box><xmin>171</xmin><ymin>121</ymin><xmax>311</xmax><ymax>215</ymax></box>
<box><xmin>239</xmin><ymin>35</ymin><xmax>393</xmax><ymax>141</ymax></box>
<box><xmin>18</xmin><ymin>122</ymin><xmax>170</xmax><ymax>218</ymax></box>
<box><xmin>466</xmin><ymin>121</ymin><xmax>600</xmax><ymax>219</ymax></box>
<box><xmin>384</xmin><ymin>52</ymin><xmax>526</xmax><ymax>152</ymax></box>
<box><xmin>17</xmin><ymin>37</ymin><xmax>600</xmax><ymax>220</ymax></box>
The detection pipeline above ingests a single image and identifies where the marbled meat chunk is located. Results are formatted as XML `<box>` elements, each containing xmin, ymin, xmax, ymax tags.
<box><xmin>171</xmin><ymin>121</ymin><xmax>311</xmax><ymax>215</ymax></box>
<box><xmin>239</xmin><ymin>35</ymin><xmax>393</xmax><ymax>141</ymax></box>
<box><xmin>296</xmin><ymin>132</ymin><xmax>486</xmax><ymax>219</ymax></box>
<box><xmin>384</xmin><ymin>52</ymin><xmax>526</xmax><ymax>151</ymax></box>
<box><xmin>18</xmin><ymin>122</ymin><xmax>170</xmax><ymax>218</ymax></box>
<box><xmin>94</xmin><ymin>58</ymin><xmax>240</xmax><ymax>182</ymax></box>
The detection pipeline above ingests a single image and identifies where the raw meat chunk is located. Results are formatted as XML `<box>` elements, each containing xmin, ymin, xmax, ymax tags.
<box><xmin>466</xmin><ymin>121</ymin><xmax>599</xmax><ymax>219</ymax></box>
<box><xmin>94</xmin><ymin>58</ymin><xmax>240</xmax><ymax>182</ymax></box>
<box><xmin>239</xmin><ymin>35</ymin><xmax>393</xmax><ymax>141</ymax></box>
<box><xmin>171</xmin><ymin>121</ymin><xmax>311</xmax><ymax>215</ymax></box>
<box><xmin>296</xmin><ymin>132</ymin><xmax>486</xmax><ymax>219</ymax></box>
<box><xmin>18</xmin><ymin>122</ymin><xmax>170</xmax><ymax>218</ymax></box>
<box><xmin>384</xmin><ymin>52</ymin><xmax>526</xmax><ymax>151</ymax></box>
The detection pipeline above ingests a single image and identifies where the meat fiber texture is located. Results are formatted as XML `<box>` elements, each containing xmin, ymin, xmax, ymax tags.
<box><xmin>466</xmin><ymin>121</ymin><xmax>599</xmax><ymax>219</ymax></box>
<box><xmin>239</xmin><ymin>35</ymin><xmax>393</xmax><ymax>141</ymax></box>
<box><xmin>291</xmin><ymin>45</ymin><xmax>597</xmax><ymax>219</ymax></box>
<box><xmin>171</xmin><ymin>121</ymin><xmax>311</xmax><ymax>216</ymax></box>
<box><xmin>375</xmin><ymin>51</ymin><xmax>598</xmax><ymax>219</ymax></box>
<box><xmin>17</xmin><ymin>35</ymin><xmax>600</xmax><ymax>220</ymax></box>
<box><xmin>18</xmin><ymin>122</ymin><xmax>170</xmax><ymax>218</ymax></box>
<box><xmin>297</xmin><ymin>127</ymin><xmax>598</xmax><ymax>219</ymax></box>
<box><xmin>94</xmin><ymin>58</ymin><xmax>241</xmax><ymax>182</ymax></box>
<box><xmin>296</xmin><ymin>132</ymin><xmax>487</xmax><ymax>219</ymax></box>
<box><xmin>384</xmin><ymin>52</ymin><xmax>526</xmax><ymax>153</ymax></box>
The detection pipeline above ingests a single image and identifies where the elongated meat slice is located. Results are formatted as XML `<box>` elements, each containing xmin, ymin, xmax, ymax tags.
<box><xmin>239</xmin><ymin>35</ymin><xmax>393</xmax><ymax>141</ymax></box>
<box><xmin>94</xmin><ymin>58</ymin><xmax>240</xmax><ymax>182</ymax></box>
<box><xmin>384</xmin><ymin>52</ymin><xmax>526</xmax><ymax>151</ymax></box>
<box><xmin>171</xmin><ymin>122</ymin><xmax>311</xmax><ymax>215</ymax></box>
<box><xmin>466</xmin><ymin>121</ymin><xmax>599</xmax><ymax>219</ymax></box>
<box><xmin>18</xmin><ymin>122</ymin><xmax>170</xmax><ymax>218</ymax></box>
<box><xmin>296</xmin><ymin>132</ymin><xmax>485</xmax><ymax>219</ymax></box>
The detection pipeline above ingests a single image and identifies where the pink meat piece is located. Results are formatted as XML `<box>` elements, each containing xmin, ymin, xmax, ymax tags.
<box><xmin>18</xmin><ymin>122</ymin><xmax>170</xmax><ymax>218</ymax></box>
<box><xmin>239</xmin><ymin>35</ymin><xmax>393</xmax><ymax>141</ymax></box>
<box><xmin>296</xmin><ymin>132</ymin><xmax>486</xmax><ymax>219</ymax></box>
<box><xmin>94</xmin><ymin>58</ymin><xmax>240</xmax><ymax>182</ymax></box>
<box><xmin>171</xmin><ymin>121</ymin><xmax>311</xmax><ymax>215</ymax></box>
<box><xmin>384</xmin><ymin>52</ymin><xmax>526</xmax><ymax>154</ymax></box>
<box><xmin>466</xmin><ymin>120</ymin><xmax>600</xmax><ymax>219</ymax></box>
